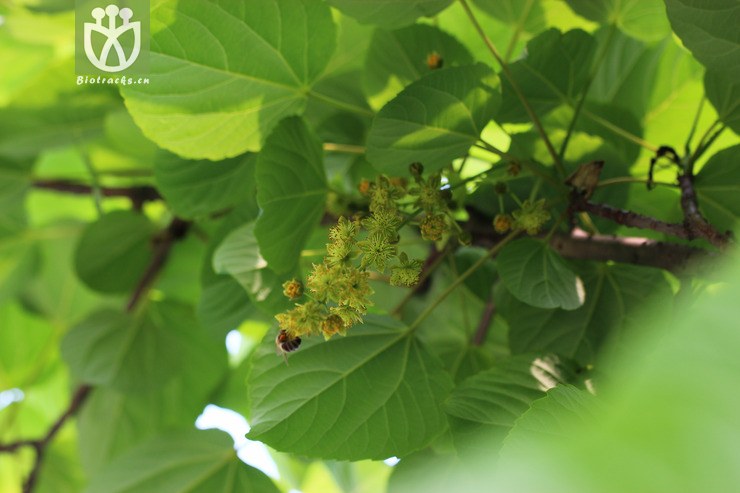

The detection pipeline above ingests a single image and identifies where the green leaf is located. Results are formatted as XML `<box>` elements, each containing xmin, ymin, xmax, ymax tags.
<box><xmin>0</xmin><ymin>158</ymin><xmax>30</xmax><ymax>237</ymax></box>
<box><xmin>324</xmin><ymin>0</ymin><xmax>453</xmax><ymax>28</ymax></box>
<box><xmin>498</xmin><ymin>263</ymin><xmax>672</xmax><ymax>360</ymax></box>
<box><xmin>36</xmin><ymin>435</ymin><xmax>86</xmax><ymax>493</ymax></box>
<box><xmin>61</xmin><ymin>309</ymin><xmax>178</xmax><ymax>392</ymax></box>
<box><xmin>500</xmin><ymin>385</ymin><xmax>601</xmax><ymax>455</ymax></box>
<box><xmin>363</xmin><ymin>24</ymin><xmax>474</xmax><ymax>109</ymax></box>
<box><xmin>410</xmin><ymin>252</ymin><xmax>740</xmax><ymax>493</ymax></box>
<box><xmin>198</xmin><ymin>204</ymin><xmax>262</xmax><ymax>338</ymax></box>
<box><xmin>255</xmin><ymin>117</ymin><xmax>327</xmax><ymax>274</ymax></box>
<box><xmin>0</xmin><ymin>303</ymin><xmax>54</xmax><ymax>388</ymax></box>
<box><xmin>74</xmin><ymin>210</ymin><xmax>155</xmax><ymax>294</ymax></box>
<box><xmin>497</xmin><ymin>238</ymin><xmax>584</xmax><ymax>311</ymax></box>
<box><xmin>664</xmin><ymin>0</ymin><xmax>740</xmax><ymax>73</ymax></box>
<box><xmin>0</xmin><ymin>25</ymin><xmax>56</xmax><ymax>107</ymax></box>
<box><xmin>444</xmin><ymin>356</ymin><xmax>546</xmax><ymax>427</ymax></box>
<box><xmin>85</xmin><ymin>430</ymin><xmax>280</xmax><ymax>493</ymax></box>
<box><xmin>154</xmin><ymin>153</ymin><xmax>256</xmax><ymax>219</ymax></box>
<box><xmin>213</xmin><ymin>222</ymin><xmax>291</xmax><ymax>315</ymax></box>
<box><xmin>367</xmin><ymin>64</ymin><xmax>500</xmax><ymax>174</ymax></box>
<box><xmin>564</xmin><ymin>0</ymin><xmax>670</xmax><ymax>42</ymax></box>
<box><xmin>387</xmin><ymin>451</ymin><xmax>459</xmax><ymax>493</ymax></box>
<box><xmin>0</xmin><ymin>91</ymin><xmax>114</xmax><ymax>161</ymax></box>
<box><xmin>197</xmin><ymin>274</ymin><xmax>255</xmax><ymax>338</ymax></box>
<box><xmin>62</xmin><ymin>301</ymin><xmax>222</xmax><ymax>393</ymax></box>
<box><xmin>120</xmin><ymin>0</ymin><xmax>336</xmax><ymax>160</ymax></box>
<box><xmin>695</xmin><ymin>145</ymin><xmax>740</xmax><ymax>232</ymax></box>
<box><xmin>78</xmin><ymin>323</ymin><xmax>227</xmax><ymax>473</ymax></box>
<box><xmin>497</xmin><ymin>29</ymin><xmax>597</xmax><ymax>123</ymax></box>
<box><xmin>705</xmin><ymin>66</ymin><xmax>740</xmax><ymax>134</ymax></box>
<box><xmin>401</xmin><ymin>261</ymin><xmax>505</xmax><ymax>382</ymax></box>
<box><xmin>0</xmin><ymin>234</ymin><xmax>39</xmax><ymax>306</ymax></box>
<box><xmin>248</xmin><ymin>315</ymin><xmax>453</xmax><ymax>460</ymax></box>
<box><xmin>471</xmin><ymin>0</ymin><xmax>546</xmax><ymax>34</ymax></box>
<box><xmin>587</xmin><ymin>29</ymin><xmax>666</xmax><ymax>121</ymax></box>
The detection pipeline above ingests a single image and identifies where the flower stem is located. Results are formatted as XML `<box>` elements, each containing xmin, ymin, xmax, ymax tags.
<box><xmin>458</xmin><ymin>0</ymin><xmax>564</xmax><ymax>177</ymax></box>
<box><xmin>407</xmin><ymin>230</ymin><xmax>521</xmax><ymax>331</ymax></box>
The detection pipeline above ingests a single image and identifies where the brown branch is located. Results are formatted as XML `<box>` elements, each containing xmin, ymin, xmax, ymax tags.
<box><xmin>126</xmin><ymin>217</ymin><xmax>191</xmax><ymax>312</ymax></box>
<box><xmin>569</xmin><ymin>167</ymin><xmax>731</xmax><ymax>249</ymax></box>
<box><xmin>677</xmin><ymin>174</ymin><xmax>731</xmax><ymax>249</ymax></box>
<box><xmin>572</xmin><ymin>197</ymin><xmax>690</xmax><ymax>239</ymax></box>
<box><xmin>550</xmin><ymin>228</ymin><xmax>713</xmax><ymax>273</ymax></box>
<box><xmin>33</xmin><ymin>179</ymin><xmax>161</xmax><ymax>210</ymax></box>
<box><xmin>0</xmin><ymin>385</ymin><xmax>94</xmax><ymax>492</ymax></box>
<box><xmin>471</xmin><ymin>298</ymin><xmax>496</xmax><ymax>346</ymax></box>
<box><xmin>465</xmin><ymin>205</ymin><xmax>713</xmax><ymax>272</ymax></box>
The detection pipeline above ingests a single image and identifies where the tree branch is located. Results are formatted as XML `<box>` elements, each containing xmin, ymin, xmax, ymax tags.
<box><xmin>549</xmin><ymin>228</ymin><xmax>713</xmax><ymax>273</ymax></box>
<box><xmin>471</xmin><ymin>298</ymin><xmax>496</xmax><ymax>346</ymax></box>
<box><xmin>464</xmin><ymin>205</ymin><xmax>714</xmax><ymax>273</ymax></box>
<box><xmin>0</xmin><ymin>385</ymin><xmax>95</xmax><ymax>493</ymax></box>
<box><xmin>572</xmin><ymin>197</ymin><xmax>690</xmax><ymax>238</ymax></box>
<box><xmin>33</xmin><ymin>179</ymin><xmax>161</xmax><ymax>210</ymax></box>
<box><xmin>677</xmin><ymin>174</ymin><xmax>731</xmax><ymax>249</ymax></box>
<box><xmin>126</xmin><ymin>217</ymin><xmax>192</xmax><ymax>312</ymax></box>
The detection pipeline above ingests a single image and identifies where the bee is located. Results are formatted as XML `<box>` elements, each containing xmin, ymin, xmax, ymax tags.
<box><xmin>275</xmin><ymin>329</ymin><xmax>301</xmax><ymax>363</ymax></box>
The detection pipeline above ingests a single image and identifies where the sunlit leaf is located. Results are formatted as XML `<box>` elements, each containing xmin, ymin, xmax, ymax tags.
<box><xmin>324</xmin><ymin>0</ymin><xmax>453</xmax><ymax>28</ymax></box>
<box><xmin>121</xmin><ymin>0</ymin><xmax>336</xmax><ymax>159</ymax></box>
<box><xmin>497</xmin><ymin>28</ymin><xmax>596</xmax><ymax>123</ymax></box>
<box><xmin>564</xmin><ymin>0</ymin><xmax>670</xmax><ymax>42</ymax></box>
<box><xmin>367</xmin><ymin>64</ymin><xmax>500</xmax><ymax>174</ymax></box>
<box><xmin>363</xmin><ymin>24</ymin><xmax>474</xmax><ymax>109</ymax></box>
<box><xmin>213</xmin><ymin>222</ymin><xmax>291</xmax><ymax>315</ymax></box>
<box><xmin>664</xmin><ymin>0</ymin><xmax>740</xmax><ymax>73</ymax></box>
<box><xmin>705</xmin><ymin>67</ymin><xmax>740</xmax><ymax>135</ymax></box>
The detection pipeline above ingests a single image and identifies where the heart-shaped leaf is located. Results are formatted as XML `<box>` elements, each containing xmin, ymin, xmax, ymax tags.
<box><xmin>248</xmin><ymin>315</ymin><xmax>453</xmax><ymax>460</ymax></box>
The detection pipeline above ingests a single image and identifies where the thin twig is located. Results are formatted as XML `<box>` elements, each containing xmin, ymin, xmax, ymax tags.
<box><xmin>558</xmin><ymin>23</ymin><xmax>618</xmax><ymax>164</ymax></box>
<box><xmin>503</xmin><ymin>0</ymin><xmax>534</xmax><ymax>62</ymax></box>
<box><xmin>684</xmin><ymin>97</ymin><xmax>705</xmax><ymax>157</ymax></box>
<box><xmin>323</xmin><ymin>143</ymin><xmax>366</xmax><ymax>154</ymax></box>
<box><xmin>677</xmin><ymin>174</ymin><xmax>731</xmax><ymax>249</ymax></box>
<box><xmin>471</xmin><ymin>297</ymin><xmax>496</xmax><ymax>346</ymax></box>
<box><xmin>408</xmin><ymin>230</ymin><xmax>521</xmax><ymax>331</ymax></box>
<box><xmin>33</xmin><ymin>179</ymin><xmax>161</xmax><ymax>209</ymax></box>
<box><xmin>581</xmin><ymin>108</ymin><xmax>658</xmax><ymax>152</ymax></box>
<box><xmin>126</xmin><ymin>218</ymin><xmax>192</xmax><ymax>312</ymax></box>
<box><xmin>596</xmin><ymin>176</ymin><xmax>677</xmax><ymax>189</ymax></box>
<box><xmin>12</xmin><ymin>385</ymin><xmax>94</xmax><ymax>493</ymax></box>
<box><xmin>458</xmin><ymin>0</ymin><xmax>564</xmax><ymax>176</ymax></box>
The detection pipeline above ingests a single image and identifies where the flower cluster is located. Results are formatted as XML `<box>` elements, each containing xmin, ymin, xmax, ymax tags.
<box><xmin>512</xmin><ymin>198</ymin><xmax>551</xmax><ymax>235</ymax></box>
<box><xmin>275</xmin><ymin>173</ymin><xmax>429</xmax><ymax>342</ymax></box>
<box><xmin>491</xmin><ymin>181</ymin><xmax>550</xmax><ymax>235</ymax></box>
<box><xmin>408</xmin><ymin>163</ymin><xmax>464</xmax><ymax>246</ymax></box>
